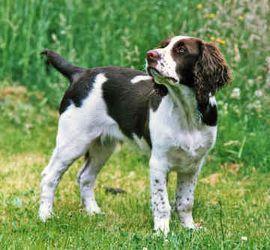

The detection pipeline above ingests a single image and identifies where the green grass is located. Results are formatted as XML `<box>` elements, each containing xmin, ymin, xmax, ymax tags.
<box><xmin>0</xmin><ymin>0</ymin><xmax>270</xmax><ymax>249</ymax></box>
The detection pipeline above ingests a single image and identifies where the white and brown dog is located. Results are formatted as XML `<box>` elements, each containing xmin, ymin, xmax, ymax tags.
<box><xmin>39</xmin><ymin>35</ymin><xmax>231</xmax><ymax>234</ymax></box>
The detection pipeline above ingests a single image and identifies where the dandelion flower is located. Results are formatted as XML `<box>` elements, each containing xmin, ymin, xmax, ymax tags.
<box><xmin>196</xmin><ymin>3</ymin><xmax>203</xmax><ymax>10</ymax></box>
<box><xmin>230</xmin><ymin>88</ymin><xmax>241</xmax><ymax>99</ymax></box>
<box><xmin>216</xmin><ymin>38</ymin><xmax>226</xmax><ymax>45</ymax></box>
<box><xmin>204</xmin><ymin>13</ymin><xmax>216</xmax><ymax>19</ymax></box>
<box><xmin>238</xmin><ymin>15</ymin><xmax>244</xmax><ymax>21</ymax></box>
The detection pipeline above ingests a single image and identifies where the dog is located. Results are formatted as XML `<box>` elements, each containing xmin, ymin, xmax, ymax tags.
<box><xmin>39</xmin><ymin>35</ymin><xmax>231</xmax><ymax>235</ymax></box>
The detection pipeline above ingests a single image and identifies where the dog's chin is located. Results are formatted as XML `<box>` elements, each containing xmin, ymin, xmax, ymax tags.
<box><xmin>147</xmin><ymin>66</ymin><xmax>178</xmax><ymax>86</ymax></box>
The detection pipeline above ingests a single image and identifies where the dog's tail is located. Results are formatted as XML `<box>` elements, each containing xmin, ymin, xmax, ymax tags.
<box><xmin>41</xmin><ymin>49</ymin><xmax>84</xmax><ymax>82</ymax></box>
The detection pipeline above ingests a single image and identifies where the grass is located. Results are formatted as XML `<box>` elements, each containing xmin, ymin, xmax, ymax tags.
<box><xmin>0</xmin><ymin>0</ymin><xmax>270</xmax><ymax>249</ymax></box>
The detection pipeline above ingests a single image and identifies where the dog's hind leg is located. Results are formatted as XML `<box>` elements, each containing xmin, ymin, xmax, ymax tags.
<box><xmin>39</xmin><ymin>116</ymin><xmax>98</xmax><ymax>222</ymax></box>
<box><xmin>77</xmin><ymin>138</ymin><xmax>116</xmax><ymax>215</ymax></box>
<box><xmin>39</xmin><ymin>140</ymin><xmax>91</xmax><ymax>222</ymax></box>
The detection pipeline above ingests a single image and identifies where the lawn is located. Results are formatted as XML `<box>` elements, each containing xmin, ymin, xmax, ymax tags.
<box><xmin>0</xmin><ymin>0</ymin><xmax>270</xmax><ymax>249</ymax></box>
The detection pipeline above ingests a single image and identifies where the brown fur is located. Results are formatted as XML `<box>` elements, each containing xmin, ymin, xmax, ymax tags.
<box><xmin>194</xmin><ymin>42</ymin><xmax>232</xmax><ymax>104</ymax></box>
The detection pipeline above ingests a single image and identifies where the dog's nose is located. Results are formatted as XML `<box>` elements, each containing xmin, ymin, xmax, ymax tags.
<box><xmin>147</xmin><ymin>50</ymin><xmax>160</xmax><ymax>60</ymax></box>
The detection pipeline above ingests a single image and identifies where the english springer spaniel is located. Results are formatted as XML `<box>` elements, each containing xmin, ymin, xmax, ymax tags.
<box><xmin>39</xmin><ymin>35</ymin><xmax>231</xmax><ymax>235</ymax></box>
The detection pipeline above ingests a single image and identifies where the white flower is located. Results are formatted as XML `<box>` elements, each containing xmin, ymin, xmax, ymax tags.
<box><xmin>254</xmin><ymin>90</ymin><xmax>263</xmax><ymax>97</ymax></box>
<box><xmin>241</xmin><ymin>236</ymin><xmax>248</xmax><ymax>241</ymax></box>
<box><xmin>247</xmin><ymin>79</ymin><xmax>254</xmax><ymax>86</ymax></box>
<box><xmin>231</xmin><ymin>87</ymin><xmax>241</xmax><ymax>99</ymax></box>
<box><xmin>51</xmin><ymin>33</ymin><xmax>58</xmax><ymax>42</ymax></box>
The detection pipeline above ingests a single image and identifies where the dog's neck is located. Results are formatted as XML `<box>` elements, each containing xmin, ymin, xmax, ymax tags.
<box><xmin>154</xmin><ymin>79</ymin><xmax>217</xmax><ymax>127</ymax></box>
<box><xmin>166</xmin><ymin>81</ymin><xmax>199</xmax><ymax>127</ymax></box>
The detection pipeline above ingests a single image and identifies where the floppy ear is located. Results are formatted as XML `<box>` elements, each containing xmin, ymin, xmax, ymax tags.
<box><xmin>194</xmin><ymin>42</ymin><xmax>232</xmax><ymax>104</ymax></box>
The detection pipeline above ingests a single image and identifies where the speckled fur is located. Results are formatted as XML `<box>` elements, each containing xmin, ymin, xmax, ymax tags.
<box><xmin>39</xmin><ymin>35</ymin><xmax>231</xmax><ymax>236</ymax></box>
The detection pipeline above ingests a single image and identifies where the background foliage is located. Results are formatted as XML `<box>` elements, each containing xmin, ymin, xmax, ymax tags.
<box><xmin>0</xmin><ymin>0</ymin><xmax>269</xmax><ymax>249</ymax></box>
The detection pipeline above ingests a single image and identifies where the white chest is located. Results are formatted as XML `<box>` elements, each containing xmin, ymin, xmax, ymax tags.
<box><xmin>149</xmin><ymin>95</ymin><xmax>217</xmax><ymax>171</ymax></box>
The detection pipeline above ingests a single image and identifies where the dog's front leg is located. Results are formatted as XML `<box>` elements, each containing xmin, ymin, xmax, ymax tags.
<box><xmin>175</xmin><ymin>169</ymin><xmax>200</xmax><ymax>229</ymax></box>
<box><xmin>149</xmin><ymin>154</ymin><xmax>170</xmax><ymax>235</ymax></box>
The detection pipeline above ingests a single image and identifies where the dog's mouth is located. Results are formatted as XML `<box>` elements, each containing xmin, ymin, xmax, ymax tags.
<box><xmin>147</xmin><ymin>67</ymin><xmax>178</xmax><ymax>85</ymax></box>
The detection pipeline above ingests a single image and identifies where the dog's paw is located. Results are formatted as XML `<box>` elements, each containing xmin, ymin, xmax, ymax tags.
<box><xmin>179</xmin><ymin>213</ymin><xmax>202</xmax><ymax>230</ymax></box>
<box><xmin>39</xmin><ymin>204</ymin><xmax>53</xmax><ymax>222</ymax></box>
<box><xmin>85</xmin><ymin>202</ymin><xmax>103</xmax><ymax>215</ymax></box>
<box><xmin>182</xmin><ymin>221</ymin><xmax>203</xmax><ymax>230</ymax></box>
<box><xmin>154</xmin><ymin>218</ymin><xmax>170</xmax><ymax>236</ymax></box>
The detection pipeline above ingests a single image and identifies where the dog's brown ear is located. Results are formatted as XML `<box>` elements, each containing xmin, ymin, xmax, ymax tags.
<box><xmin>194</xmin><ymin>42</ymin><xmax>232</xmax><ymax>104</ymax></box>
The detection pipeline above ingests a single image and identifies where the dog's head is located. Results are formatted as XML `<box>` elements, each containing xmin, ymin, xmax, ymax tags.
<box><xmin>146</xmin><ymin>36</ymin><xmax>231</xmax><ymax>103</ymax></box>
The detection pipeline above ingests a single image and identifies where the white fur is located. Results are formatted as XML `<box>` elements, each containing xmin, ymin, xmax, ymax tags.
<box><xmin>148</xmin><ymin>85</ymin><xmax>216</xmax><ymax>233</ymax></box>
<box><xmin>147</xmin><ymin>39</ymin><xmax>218</xmax><ymax>232</ymax></box>
<box><xmin>209</xmin><ymin>96</ymin><xmax>217</xmax><ymax>106</ymax></box>
<box><xmin>130</xmin><ymin>75</ymin><xmax>152</xmax><ymax>84</ymax></box>
<box><xmin>77</xmin><ymin>139</ymin><xmax>116</xmax><ymax>215</ymax></box>
<box><xmin>39</xmin><ymin>73</ymin><xmax>123</xmax><ymax>221</ymax></box>
<box><xmin>39</xmin><ymin>36</ymin><xmax>218</xmax><ymax>235</ymax></box>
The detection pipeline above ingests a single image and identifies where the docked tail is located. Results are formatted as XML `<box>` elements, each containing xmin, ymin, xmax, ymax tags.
<box><xmin>41</xmin><ymin>49</ymin><xmax>84</xmax><ymax>82</ymax></box>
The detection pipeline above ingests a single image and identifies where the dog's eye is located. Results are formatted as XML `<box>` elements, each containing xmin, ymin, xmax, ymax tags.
<box><xmin>176</xmin><ymin>47</ymin><xmax>186</xmax><ymax>54</ymax></box>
